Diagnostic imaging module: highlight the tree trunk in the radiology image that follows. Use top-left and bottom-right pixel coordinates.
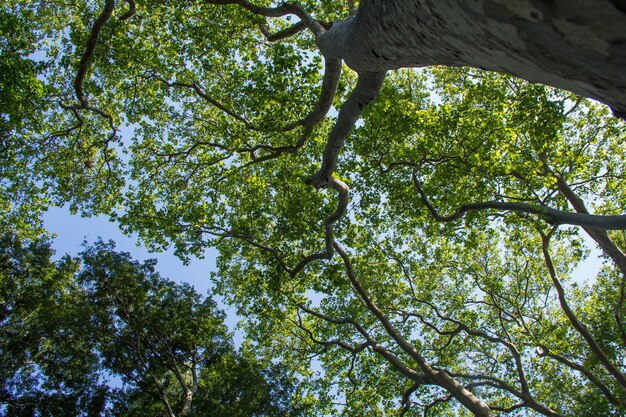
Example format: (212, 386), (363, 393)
(318, 0), (626, 117)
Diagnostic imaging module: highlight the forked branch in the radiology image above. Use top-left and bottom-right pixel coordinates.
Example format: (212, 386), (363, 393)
(61, 0), (121, 143)
(204, 0), (325, 36)
(333, 241), (496, 417)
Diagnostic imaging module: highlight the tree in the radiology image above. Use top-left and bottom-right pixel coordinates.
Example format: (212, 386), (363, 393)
(3, 1), (626, 415)
(0, 235), (303, 417)
(0, 233), (110, 417)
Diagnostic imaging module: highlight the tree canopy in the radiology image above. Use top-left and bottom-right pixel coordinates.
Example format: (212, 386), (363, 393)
(0, 233), (303, 417)
(2, 1), (626, 415)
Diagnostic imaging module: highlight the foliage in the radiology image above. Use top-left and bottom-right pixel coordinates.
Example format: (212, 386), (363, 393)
(2, 1), (626, 415)
(0, 234), (302, 417)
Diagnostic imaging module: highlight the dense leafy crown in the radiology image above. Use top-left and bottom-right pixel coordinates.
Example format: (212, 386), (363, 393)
(2, 1), (626, 415)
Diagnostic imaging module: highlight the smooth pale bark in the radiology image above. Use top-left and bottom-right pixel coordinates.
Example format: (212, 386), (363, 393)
(318, 0), (626, 117)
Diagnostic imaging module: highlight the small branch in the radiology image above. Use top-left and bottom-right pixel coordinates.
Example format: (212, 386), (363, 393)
(119, 0), (136, 20)
(260, 21), (306, 41)
(413, 173), (626, 230)
(149, 75), (267, 132)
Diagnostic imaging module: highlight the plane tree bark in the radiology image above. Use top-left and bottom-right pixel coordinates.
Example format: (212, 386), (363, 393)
(318, 0), (626, 118)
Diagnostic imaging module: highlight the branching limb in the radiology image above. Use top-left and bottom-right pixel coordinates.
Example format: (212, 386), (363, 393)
(541, 159), (626, 347)
(537, 345), (626, 407)
(333, 241), (496, 417)
(295, 71), (385, 273)
(400, 382), (419, 416)
(293, 307), (371, 354)
(413, 172), (626, 230)
(148, 75), (269, 132)
(203, 222), (333, 278)
(148, 57), (341, 164)
(541, 160), (626, 272)
(399, 299), (560, 416)
(60, 0), (118, 143)
(243, 57), (342, 163)
(297, 304), (431, 383)
(204, 0), (325, 36)
(74, 0), (114, 105)
(540, 230), (626, 390)
(299, 58), (342, 128)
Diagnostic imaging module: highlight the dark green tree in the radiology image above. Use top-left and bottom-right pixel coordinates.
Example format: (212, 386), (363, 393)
(0, 233), (109, 417)
(1, 235), (302, 417)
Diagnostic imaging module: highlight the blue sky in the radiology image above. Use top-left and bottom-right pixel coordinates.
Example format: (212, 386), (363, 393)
(43, 206), (216, 293)
(43, 206), (244, 343)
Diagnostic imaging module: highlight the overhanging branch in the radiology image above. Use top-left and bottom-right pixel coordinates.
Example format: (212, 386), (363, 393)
(412, 172), (626, 230)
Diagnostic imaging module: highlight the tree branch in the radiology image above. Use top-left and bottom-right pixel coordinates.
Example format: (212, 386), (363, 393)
(307, 70), (386, 186)
(333, 241), (496, 417)
(540, 231), (626, 390)
(204, 0), (324, 36)
(74, 0), (114, 105)
(399, 300), (560, 416)
(412, 172), (626, 230)
(60, 0), (118, 143)
(537, 345), (626, 408)
(119, 0), (136, 20)
(542, 160), (626, 347)
(297, 304), (431, 384)
(260, 21), (306, 41)
(149, 56), (341, 165)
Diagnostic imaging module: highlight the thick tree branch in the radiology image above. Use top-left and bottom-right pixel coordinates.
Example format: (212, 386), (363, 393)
(413, 173), (626, 230)
(541, 160), (626, 347)
(300, 58), (342, 128)
(243, 57), (342, 163)
(60, 0), (118, 143)
(307, 70), (386, 186)
(74, 0), (114, 105)
(541, 161), (626, 273)
(119, 0), (136, 20)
